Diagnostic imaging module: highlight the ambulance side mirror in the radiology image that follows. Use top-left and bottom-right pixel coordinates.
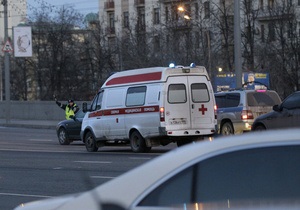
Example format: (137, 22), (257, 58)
(82, 102), (88, 113)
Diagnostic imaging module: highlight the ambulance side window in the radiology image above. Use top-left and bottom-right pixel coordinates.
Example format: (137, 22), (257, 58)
(91, 91), (103, 111)
(168, 84), (187, 103)
(191, 83), (209, 102)
(126, 86), (146, 106)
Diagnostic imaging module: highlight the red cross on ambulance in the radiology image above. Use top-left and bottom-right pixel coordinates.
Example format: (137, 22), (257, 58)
(199, 104), (208, 115)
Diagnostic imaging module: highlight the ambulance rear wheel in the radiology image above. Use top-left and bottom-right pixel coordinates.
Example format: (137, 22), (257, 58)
(130, 131), (150, 153)
(85, 131), (98, 152)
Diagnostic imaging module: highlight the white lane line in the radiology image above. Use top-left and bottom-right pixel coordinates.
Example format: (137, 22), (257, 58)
(73, 161), (112, 164)
(90, 176), (115, 179)
(0, 192), (51, 198)
(29, 139), (53, 142)
(129, 157), (151, 160)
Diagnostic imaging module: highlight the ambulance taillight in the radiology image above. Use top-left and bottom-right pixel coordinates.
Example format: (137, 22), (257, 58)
(160, 107), (165, 122)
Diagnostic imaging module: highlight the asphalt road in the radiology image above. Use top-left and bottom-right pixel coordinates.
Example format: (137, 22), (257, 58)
(0, 126), (176, 210)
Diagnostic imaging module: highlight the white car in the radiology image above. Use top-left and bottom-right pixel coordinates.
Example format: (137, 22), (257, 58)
(15, 129), (300, 210)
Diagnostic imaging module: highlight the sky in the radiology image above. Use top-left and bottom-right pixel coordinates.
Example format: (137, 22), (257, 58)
(26, 0), (99, 16)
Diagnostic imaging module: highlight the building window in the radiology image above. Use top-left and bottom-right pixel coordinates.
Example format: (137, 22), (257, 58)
(195, 3), (199, 19)
(154, 8), (160, 24)
(298, 0), (300, 6)
(165, 6), (169, 22)
(204, 1), (210, 19)
(260, 0), (264, 10)
(137, 7), (145, 31)
(268, 0), (274, 9)
(268, 22), (275, 42)
(288, 23), (293, 38)
(108, 12), (114, 28)
(261, 24), (265, 42)
(154, 36), (160, 51)
(123, 12), (129, 28)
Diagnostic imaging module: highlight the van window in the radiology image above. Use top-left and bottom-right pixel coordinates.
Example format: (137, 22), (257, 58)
(215, 95), (226, 108)
(126, 86), (146, 106)
(91, 91), (103, 111)
(191, 83), (209, 102)
(168, 84), (187, 103)
(225, 93), (240, 107)
(247, 92), (281, 106)
(106, 88), (125, 108)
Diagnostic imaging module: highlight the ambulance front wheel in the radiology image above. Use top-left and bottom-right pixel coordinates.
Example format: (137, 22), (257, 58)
(85, 131), (99, 152)
(130, 131), (151, 153)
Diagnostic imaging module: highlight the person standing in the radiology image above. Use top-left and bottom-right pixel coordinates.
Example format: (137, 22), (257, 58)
(55, 97), (79, 120)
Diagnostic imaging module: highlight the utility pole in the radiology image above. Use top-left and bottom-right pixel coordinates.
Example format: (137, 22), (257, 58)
(234, 0), (242, 89)
(2, 0), (11, 123)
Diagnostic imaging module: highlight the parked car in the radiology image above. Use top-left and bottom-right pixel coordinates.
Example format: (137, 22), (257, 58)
(252, 91), (300, 131)
(56, 109), (85, 145)
(215, 89), (281, 135)
(14, 129), (300, 210)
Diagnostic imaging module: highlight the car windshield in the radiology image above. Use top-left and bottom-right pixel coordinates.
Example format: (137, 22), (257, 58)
(247, 92), (281, 106)
(75, 109), (85, 118)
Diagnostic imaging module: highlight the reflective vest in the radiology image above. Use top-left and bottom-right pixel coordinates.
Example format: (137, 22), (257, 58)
(65, 104), (76, 120)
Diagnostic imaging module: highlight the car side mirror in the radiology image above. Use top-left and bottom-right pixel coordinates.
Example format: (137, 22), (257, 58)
(82, 102), (88, 113)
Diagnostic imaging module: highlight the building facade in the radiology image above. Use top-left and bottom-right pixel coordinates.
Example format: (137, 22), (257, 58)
(98, 0), (300, 96)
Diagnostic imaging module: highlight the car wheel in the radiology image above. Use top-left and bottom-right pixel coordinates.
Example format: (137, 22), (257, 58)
(58, 127), (70, 145)
(85, 131), (98, 152)
(253, 125), (266, 131)
(221, 122), (234, 135)
(130, 131), (150, 153)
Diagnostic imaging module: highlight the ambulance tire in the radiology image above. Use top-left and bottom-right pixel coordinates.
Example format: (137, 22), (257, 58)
(130, 131), (151, 153)
(85, 131), (99, 152)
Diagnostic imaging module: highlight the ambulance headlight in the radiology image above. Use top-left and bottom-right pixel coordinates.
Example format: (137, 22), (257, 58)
(169, 63), (175, 68)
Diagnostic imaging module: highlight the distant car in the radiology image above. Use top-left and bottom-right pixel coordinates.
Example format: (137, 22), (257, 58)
(252, 91), (300, 131)
(56, 109), (85, 145)
(14, 129), (300, 210)
(215, 89), (281, 135)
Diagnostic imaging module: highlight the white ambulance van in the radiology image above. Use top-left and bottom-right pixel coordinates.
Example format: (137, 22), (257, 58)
(81, 64), (217, 153)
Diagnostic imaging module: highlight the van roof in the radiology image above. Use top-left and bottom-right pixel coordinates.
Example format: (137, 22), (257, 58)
(102, 66), (209, 88)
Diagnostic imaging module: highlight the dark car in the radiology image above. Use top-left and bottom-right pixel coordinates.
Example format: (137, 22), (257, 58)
(56, 109), (85, 145)
(252, 91), (300, 131)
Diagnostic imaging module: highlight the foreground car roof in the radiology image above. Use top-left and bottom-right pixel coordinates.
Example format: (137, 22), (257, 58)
(15, 129), (300, 210)
(94, 129), (300, 208)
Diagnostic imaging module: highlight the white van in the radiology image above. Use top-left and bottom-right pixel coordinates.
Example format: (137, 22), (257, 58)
(81, 64), (217, 153)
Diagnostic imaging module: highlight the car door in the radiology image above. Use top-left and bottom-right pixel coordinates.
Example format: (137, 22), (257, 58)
(278, 92), (300, 128)
(87, 91), (104, 138)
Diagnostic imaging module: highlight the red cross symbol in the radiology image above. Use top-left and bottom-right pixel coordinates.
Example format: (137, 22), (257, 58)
(199, 104), (208, 115)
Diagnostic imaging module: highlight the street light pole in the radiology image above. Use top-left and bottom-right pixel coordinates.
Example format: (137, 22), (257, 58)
(234, 0), (242, 88)
(3, 0), (11, 123)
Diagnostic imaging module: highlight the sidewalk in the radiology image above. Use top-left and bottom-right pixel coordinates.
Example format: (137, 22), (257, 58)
(0, 119), (58, 129)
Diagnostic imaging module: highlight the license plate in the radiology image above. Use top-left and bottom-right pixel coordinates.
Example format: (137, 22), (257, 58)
(169, 119), (187, 125)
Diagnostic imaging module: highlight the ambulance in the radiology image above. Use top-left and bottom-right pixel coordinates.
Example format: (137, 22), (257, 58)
(81, 64), (217, 153)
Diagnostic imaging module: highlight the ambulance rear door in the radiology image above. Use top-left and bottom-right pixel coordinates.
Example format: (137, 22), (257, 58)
(164, 75), (214, 131)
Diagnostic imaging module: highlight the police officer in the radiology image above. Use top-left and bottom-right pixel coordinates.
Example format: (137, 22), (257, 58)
(55, 97), (79, 120)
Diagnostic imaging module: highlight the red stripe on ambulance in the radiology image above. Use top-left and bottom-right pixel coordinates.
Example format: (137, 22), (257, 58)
(88, 106), (159, 118)
(106, 72), (162, 86)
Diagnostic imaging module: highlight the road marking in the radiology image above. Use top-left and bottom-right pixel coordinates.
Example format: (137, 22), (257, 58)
(0, 192), (51, 198)
(29, 139), (53, 142)
(74, 161), (112, 164)
(90, 176), (115, 179)
(129, 157), (151, 160)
